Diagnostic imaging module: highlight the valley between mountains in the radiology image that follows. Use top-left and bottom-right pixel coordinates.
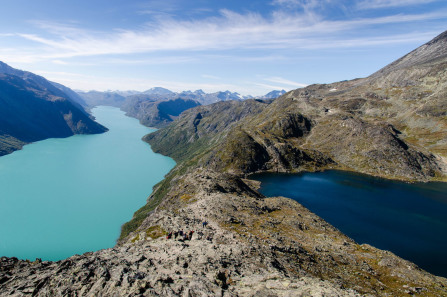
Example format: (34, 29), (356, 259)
(1, 31), (447, 296)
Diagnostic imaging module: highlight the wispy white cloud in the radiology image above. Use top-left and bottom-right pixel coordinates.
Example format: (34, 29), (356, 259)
(10, 9), (445, 63)
(271, 0), (333, 11)
(34, 70), (90, 78)
(52, 60), (69, 65)
(292, 30), (441, 49)
(31, 69), (238, 93)
(103, 56), (197, 65)
(202, 74), (220, 79)
(29, 20), (85, 35)
(265, 77), (308, 87)
(31, 69), (274, 95)
(357, 0), (439, 9)
(254, 82), (291, 91)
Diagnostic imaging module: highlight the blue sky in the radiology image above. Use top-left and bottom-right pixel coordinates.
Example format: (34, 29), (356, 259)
(1, 0), (446, 95)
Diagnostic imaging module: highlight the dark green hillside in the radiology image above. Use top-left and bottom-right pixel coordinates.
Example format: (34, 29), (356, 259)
(122, 98), (201, 128)
(145, 99), (269, 161)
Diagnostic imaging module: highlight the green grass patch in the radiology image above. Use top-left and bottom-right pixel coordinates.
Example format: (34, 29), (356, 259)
(145, 225), (167, 239)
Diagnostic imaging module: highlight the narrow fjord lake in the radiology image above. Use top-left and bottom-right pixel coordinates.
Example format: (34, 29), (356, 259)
(0, 106), (175, 261)
(251, 171), (447, 277)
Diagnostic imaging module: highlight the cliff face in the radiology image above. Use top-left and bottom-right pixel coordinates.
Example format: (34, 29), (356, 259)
(0, 63), (108, 156)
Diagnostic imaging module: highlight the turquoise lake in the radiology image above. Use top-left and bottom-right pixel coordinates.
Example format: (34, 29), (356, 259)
(251, 170), (447, 278)
(0, 106), (175, 261)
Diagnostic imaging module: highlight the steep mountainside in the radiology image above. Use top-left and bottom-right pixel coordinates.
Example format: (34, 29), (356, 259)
(2, 32), (447, 296)
(124, 31), (447, 293)
(0, 62), (87, 110)
(51, 81), (87, 107)
(145, 100), (270, 160)
(0, 63), (107, 156)
(122, 98), (201, 128)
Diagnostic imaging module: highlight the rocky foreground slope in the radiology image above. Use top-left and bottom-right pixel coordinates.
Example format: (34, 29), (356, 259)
(1, 32), (447, 296)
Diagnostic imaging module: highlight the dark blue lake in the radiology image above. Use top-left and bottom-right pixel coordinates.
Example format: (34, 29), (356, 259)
(250, 170), (447, 278)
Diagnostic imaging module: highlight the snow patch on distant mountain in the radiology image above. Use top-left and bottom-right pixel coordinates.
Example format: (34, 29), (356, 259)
(77, 87), (288, 107)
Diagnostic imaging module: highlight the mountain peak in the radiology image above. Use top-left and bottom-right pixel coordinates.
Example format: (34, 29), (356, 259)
(0, 61), (24, 76)
(370, 30), (447, 79)
(143, 87), (174, 95)
(427, 30), (447, 45)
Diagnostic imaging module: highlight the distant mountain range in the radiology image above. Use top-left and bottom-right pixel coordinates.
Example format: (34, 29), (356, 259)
(77, 87), (286, 128)
(77, 88), (286, 107)
(0, 62), (107, 156)
(261, 89), (286, 99)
